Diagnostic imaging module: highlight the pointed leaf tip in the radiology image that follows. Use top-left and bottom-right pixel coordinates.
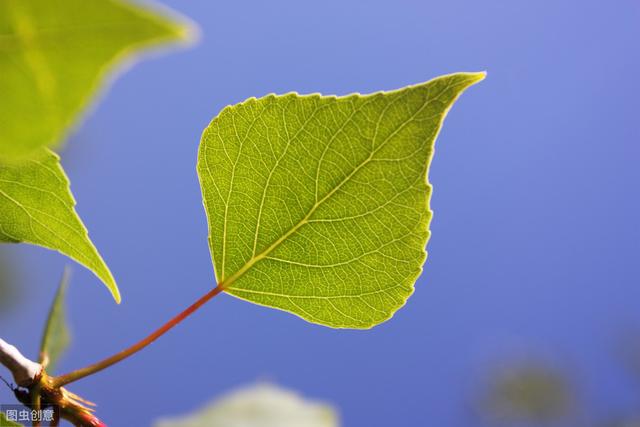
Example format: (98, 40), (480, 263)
(0, 149), (120, 304)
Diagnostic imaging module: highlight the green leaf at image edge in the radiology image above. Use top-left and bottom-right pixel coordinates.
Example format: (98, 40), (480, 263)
(39, 267), (72, 373)
(0, 412), (22, 427)
(0, 0), (197, 160)
(0, 149), (119, 302)
(198, 72), (484, 329)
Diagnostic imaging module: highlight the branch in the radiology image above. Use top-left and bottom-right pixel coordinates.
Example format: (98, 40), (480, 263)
(1, 338), (106, 426)
(0, 337), (42, 387)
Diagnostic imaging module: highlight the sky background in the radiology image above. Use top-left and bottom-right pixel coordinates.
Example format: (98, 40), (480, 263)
(1, 0), (640, 426)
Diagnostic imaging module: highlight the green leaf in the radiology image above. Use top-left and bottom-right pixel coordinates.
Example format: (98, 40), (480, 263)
(39, 267), (72, 373)
(0, 0), (195, 160)
(0, 412), (23, 427)
(154, 383), (339, 427)
(0, 149), (119, 302)
(198, 72), (484, 328)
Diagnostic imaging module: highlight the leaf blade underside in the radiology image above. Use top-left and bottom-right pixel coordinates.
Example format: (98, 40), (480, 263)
(0, 149), (119, 302)
(198, 73), (484, 328)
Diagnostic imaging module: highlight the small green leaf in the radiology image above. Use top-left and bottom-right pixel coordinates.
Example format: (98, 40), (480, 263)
(0, 149), (119, 302)
(0, 0), (196, 160)
(0, 412), (23, 427)
(154, 383), (339, 427)
(198, 72), (484, 328)
(39, 267), (72, 373)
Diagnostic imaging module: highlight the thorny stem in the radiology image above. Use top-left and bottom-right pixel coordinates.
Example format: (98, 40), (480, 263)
(52, 284), (226, 388)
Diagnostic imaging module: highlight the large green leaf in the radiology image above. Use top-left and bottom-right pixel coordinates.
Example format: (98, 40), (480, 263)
(0, 149), (118, 302)
(0, 0), (195, 160)
(154, 383), (339, 427)
(198, 72), (484, 328)
(39, 267), (72, 373)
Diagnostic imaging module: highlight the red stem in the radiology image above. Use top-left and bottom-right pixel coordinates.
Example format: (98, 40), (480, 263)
(52, 285), (225, 387)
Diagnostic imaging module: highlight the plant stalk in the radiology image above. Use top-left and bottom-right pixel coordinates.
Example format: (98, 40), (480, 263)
(52, 284), (225, 387)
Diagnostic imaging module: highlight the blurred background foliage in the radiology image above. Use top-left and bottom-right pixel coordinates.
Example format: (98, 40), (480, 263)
(477, 340), (640, 427)
(0, 249), (19, 315)
(479, 362), (575, 425)
(154, 382), (339, 427)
